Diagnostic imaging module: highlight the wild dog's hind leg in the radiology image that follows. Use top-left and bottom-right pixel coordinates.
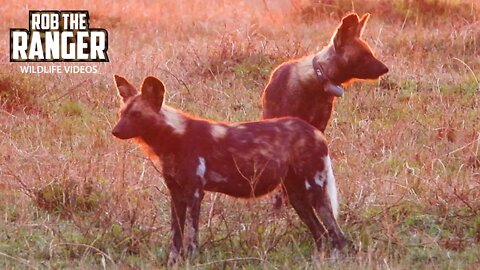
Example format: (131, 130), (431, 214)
(284, 172), (327, 251)
(315, 191), (348, 252)
(314, 156), (348, 252)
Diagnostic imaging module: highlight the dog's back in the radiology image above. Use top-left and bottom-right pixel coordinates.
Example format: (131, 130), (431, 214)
(262, 55), (336, 132)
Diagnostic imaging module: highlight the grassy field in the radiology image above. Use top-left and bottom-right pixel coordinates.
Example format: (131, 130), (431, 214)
(1, 0), (480, 269)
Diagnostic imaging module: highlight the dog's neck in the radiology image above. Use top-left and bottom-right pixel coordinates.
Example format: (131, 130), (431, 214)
(298, 45), (344, 97)
(313, 46), (340, 80)
(298, 46), (336, 80)
(137, 106), (189, 157)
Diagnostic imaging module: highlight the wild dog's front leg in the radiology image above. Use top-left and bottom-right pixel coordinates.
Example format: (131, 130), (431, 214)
(183, 157), (207, 256)
(185, 188), (204, 256)
(168, 195), (187, 266)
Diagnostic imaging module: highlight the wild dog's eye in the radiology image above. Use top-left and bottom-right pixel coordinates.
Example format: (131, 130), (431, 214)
(130, 111), (141, 118)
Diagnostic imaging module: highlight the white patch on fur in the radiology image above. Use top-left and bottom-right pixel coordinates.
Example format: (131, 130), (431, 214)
(283, 119), (298, 129)
(161, 106), (186, 135)
(211, 124), (227, 140)
(233, 124), (247, 130)
(196, 157), (206, 179)
(314, 171), (325, 187)
(323, 155), (339, 219)
(295, 55), (317, 83)
(314, 47), (331, 63)
(314, 129), (325, 142)
(305, 180), (312, 190)
(209, 171), (227, 183)
(194, 189), (200, 198)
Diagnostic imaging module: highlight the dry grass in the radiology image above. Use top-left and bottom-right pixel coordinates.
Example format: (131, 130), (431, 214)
(1, 0), (480, 269)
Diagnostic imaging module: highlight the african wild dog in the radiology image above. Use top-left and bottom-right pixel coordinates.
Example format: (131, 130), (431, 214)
(112, 75), (348, 265)
(262, 13), (388, 208)
(262, 12), (388, 132)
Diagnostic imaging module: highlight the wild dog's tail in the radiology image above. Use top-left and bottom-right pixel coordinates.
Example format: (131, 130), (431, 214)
(323, 155), (339, 219)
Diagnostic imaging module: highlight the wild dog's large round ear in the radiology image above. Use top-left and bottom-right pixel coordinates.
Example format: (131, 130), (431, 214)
(114, 74), (138, 103)
(357, 13), (370, 37)
(141, 76), (165, 112)
(333, 13), (360, 50)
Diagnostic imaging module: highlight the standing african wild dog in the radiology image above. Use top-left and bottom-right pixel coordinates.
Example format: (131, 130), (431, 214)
(262, 13), (388, 208)
(262, 12), (389, 132)
(112, 75), (348, 265)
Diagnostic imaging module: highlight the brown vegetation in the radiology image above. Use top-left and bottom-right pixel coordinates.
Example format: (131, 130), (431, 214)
(0, 0), (479, 268)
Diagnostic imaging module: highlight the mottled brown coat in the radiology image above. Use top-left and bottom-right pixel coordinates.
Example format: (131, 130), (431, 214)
(112, 75), (348, 265)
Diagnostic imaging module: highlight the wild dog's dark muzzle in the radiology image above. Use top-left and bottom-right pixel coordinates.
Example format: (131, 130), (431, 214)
(112, 125), (128, 139)
(312, 56), (344, 97)
(112, 119), (137, 139)
(378, 62), (389, 75)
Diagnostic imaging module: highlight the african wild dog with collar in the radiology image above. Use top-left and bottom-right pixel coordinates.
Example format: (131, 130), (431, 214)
(262, 12), (388, 132)
(262, 13), (388, 208)
(112, 75), (348, 265)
